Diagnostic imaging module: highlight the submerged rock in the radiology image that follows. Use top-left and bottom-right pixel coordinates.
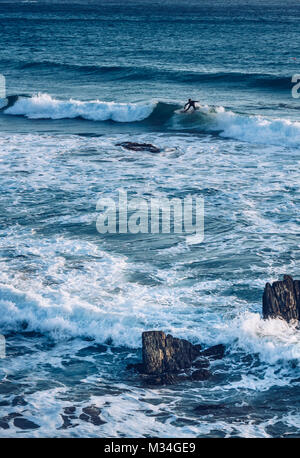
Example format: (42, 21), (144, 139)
(13, 417), (40, 430)
(193, 357), (210, 369)
(140, 372), (182, 386)
(0, 420), (9, 430)
(12, 396), (27, 407)
(263, 275), (300, 322)
(116, 142), (161, 153)
(58, 414), (76, 430)
(79, 405), (106, 426)
(63, 406), (76, 415)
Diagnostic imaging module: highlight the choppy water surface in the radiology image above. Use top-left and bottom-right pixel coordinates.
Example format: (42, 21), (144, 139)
(0, 0), (300, 437)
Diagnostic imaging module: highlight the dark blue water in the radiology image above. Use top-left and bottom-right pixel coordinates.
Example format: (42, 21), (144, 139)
(0, 0), (300, 437)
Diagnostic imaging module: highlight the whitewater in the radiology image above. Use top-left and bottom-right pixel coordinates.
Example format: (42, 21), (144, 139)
(4, 93), (300, 147)
(0, 125), (299, 436)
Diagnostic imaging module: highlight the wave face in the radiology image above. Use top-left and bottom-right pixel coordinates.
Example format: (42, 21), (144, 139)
(5, 94), (300, 148)
(4, 93), (155, 122)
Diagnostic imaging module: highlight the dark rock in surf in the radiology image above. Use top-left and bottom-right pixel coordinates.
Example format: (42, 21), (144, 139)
(140, 372), (182, 386)
(58, 406), (79, 430)
(116, 142), (161, 153)
(0, 420), (9, 430)
(127, 330), (226, 386)
(2, 412), (22, 422)
(63, 406), (76, 415)
(132, 330), (211, 385)
(263, 275), (300, 322)
(193, 357), (210, 369)
(126, 362), (144, 373)
(199, 344), (226, 360)
(13, 417), (40, 430)
(79, 405), (106, 426)
(142, 330), (201, 375)
(191, 369), (211, 381)
(58, 414), (75, 430)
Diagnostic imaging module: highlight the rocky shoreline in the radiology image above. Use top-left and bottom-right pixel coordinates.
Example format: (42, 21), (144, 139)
(128, 275), (299, 385)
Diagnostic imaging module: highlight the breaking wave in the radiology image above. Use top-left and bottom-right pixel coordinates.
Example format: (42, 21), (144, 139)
(4, 93), (155, 123)
(4, 93), (300, 147)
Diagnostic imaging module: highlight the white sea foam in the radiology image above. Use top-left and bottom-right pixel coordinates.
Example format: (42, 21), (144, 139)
(5, 94), (300, 147)
(173, 104), (300, 147)
(5, 93), (155, 122)
(212, 106), (300, 148)
(0, 131), (299, 438)
(0, 131), (299, 358)
(220, 311), (300, 365)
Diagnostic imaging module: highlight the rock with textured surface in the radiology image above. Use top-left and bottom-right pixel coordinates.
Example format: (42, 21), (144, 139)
(116, 142), (160, 153)
(140, 372), (182, 386)
(199, 344), (226, 360)
(142, 330), (201, 375)
(127, 331), (225, 385)
(191, 369), (211, 381)
(263, 275), (300, 322)
(193, 357), (210, 369)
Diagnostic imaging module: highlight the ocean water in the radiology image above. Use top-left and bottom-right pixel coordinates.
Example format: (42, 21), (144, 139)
(0, 0), (300, 438)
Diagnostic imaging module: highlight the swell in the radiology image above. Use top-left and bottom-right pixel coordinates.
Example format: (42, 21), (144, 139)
(7, 60), (293, 88)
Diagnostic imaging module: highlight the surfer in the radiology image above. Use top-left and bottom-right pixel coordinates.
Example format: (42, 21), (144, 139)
(183, 98), (199, 112)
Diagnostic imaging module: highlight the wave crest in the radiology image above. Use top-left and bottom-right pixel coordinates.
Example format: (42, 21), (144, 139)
(4, 93), (155, 122)
(4, 94), (300, 147)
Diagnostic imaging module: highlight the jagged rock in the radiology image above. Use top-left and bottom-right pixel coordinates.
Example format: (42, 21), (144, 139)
(63, 406), (76, 415)
(199, 344), (226, 360)
(142, 331), (201, 374)
(191, 369), (211, 381)
(141, 368), (211, 386)
(193, 357), (210, 369)
(116, 142), (161, 153)
(126, 362), (144, 373)
(140, 372), (182, 386)
(263, 275), (300, 322)
(127, 331), (226, 385)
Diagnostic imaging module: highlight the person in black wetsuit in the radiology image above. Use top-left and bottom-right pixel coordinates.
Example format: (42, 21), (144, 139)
(183, 98), (199, 112)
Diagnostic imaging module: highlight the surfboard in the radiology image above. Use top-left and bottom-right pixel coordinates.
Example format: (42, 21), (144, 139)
(179, 107), (200, 114)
